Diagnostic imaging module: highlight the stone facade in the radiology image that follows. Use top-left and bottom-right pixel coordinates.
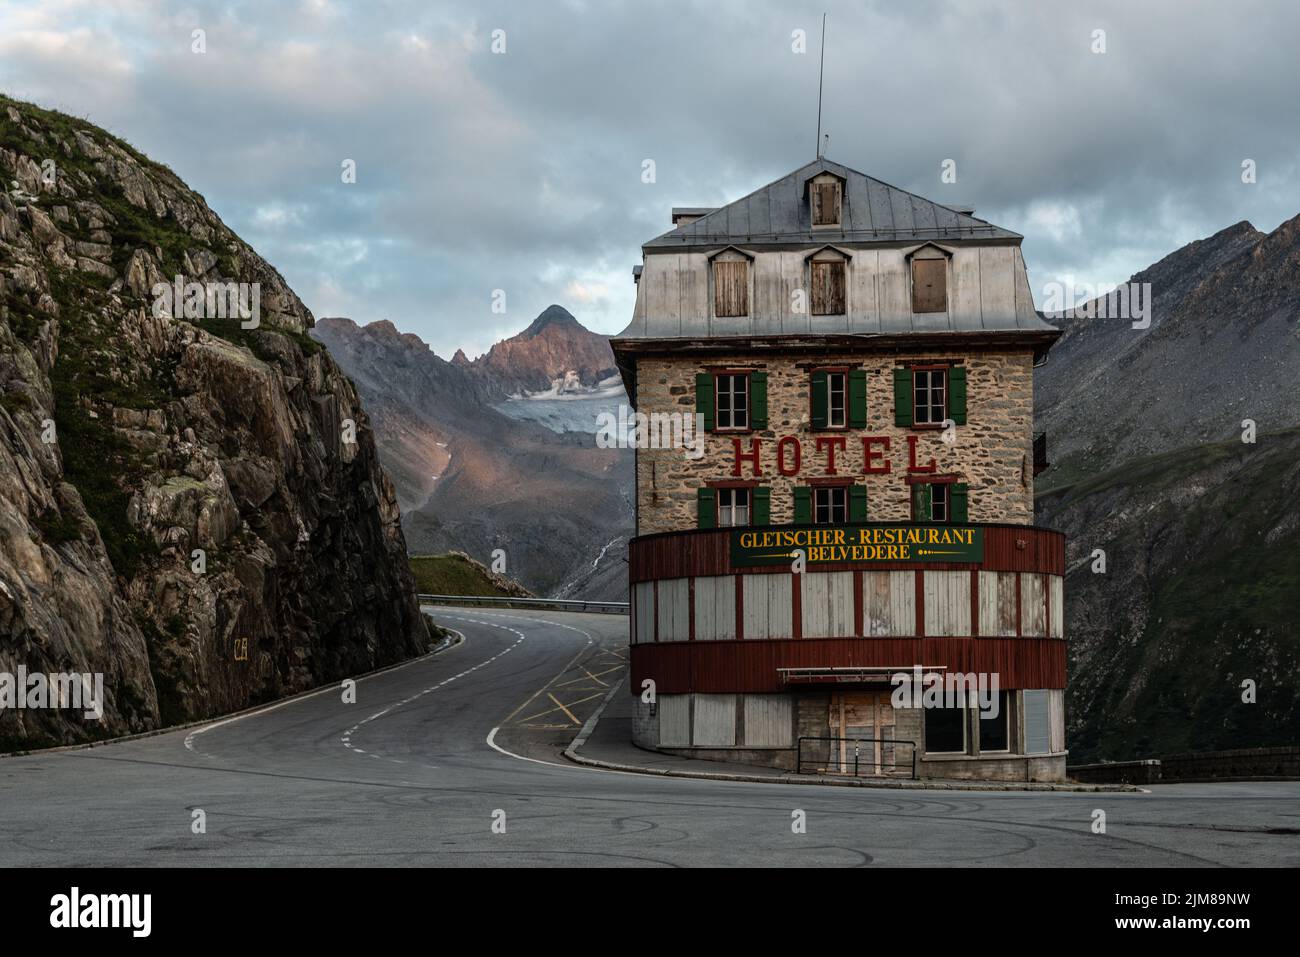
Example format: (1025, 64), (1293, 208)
(634, 347), (1035, 535)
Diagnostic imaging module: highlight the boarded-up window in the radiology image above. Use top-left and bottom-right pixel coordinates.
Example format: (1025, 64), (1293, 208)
(713, 260), (748, 317)
(812, 181), (840, 225)
(810, 259), (846, 315)
(1023, 690), (1051, 754)
(911, 257), (947, 313)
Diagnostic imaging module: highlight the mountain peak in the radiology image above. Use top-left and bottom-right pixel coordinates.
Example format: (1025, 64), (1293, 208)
(520, 304), (582, 338)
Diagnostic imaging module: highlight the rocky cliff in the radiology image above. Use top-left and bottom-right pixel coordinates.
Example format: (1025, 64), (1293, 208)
(1035, 216), (1300, 761)
(0, 96), (424, 750)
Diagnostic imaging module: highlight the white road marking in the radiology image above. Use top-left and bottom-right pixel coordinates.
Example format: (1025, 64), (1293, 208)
(340, 615), (526, 766)
(184, 631), (463, 756)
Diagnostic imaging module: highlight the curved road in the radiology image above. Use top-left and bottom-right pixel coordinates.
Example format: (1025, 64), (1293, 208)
(0, 609), (1296, 867)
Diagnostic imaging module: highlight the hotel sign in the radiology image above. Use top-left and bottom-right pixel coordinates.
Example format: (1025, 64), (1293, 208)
(730, 525), (984, 567)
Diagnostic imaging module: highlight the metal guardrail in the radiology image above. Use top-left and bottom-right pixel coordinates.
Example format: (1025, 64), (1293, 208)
(797, 736), (918, 779)
(417, 594), (629, 615)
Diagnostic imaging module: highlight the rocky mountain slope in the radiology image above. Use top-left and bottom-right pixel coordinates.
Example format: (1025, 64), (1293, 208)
(311, 315), (633, 599)
(1035, 216), (1300, 761)
(1037, 218), (1289, 482)
(0, 96), (424, 750)
(454, 304), (617, 397)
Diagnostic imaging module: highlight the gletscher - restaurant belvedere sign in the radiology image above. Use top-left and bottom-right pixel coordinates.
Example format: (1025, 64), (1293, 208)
(730, 524), (984, 567)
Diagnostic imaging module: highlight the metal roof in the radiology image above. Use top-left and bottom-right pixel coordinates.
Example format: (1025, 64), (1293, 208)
(645, 158), (1020, 249)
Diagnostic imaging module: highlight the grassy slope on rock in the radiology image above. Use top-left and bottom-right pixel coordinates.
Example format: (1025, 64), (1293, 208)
(408, 553), (531, 598)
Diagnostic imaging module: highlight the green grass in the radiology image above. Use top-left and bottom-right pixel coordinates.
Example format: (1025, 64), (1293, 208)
(408, 553), (527, 597)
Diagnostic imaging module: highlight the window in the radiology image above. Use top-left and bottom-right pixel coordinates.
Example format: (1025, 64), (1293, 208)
(914, 368), (946, 425)
(978, 692), (1011, 753)
(911, 256), (947, 313)
(810, 259), (846, 315)
(716, 487), (750, 527)
(925, 705), (966, 755)
(811, 179), (841, 226)
(911, 481), (967, 524)
(813, 486), (847, 524)
(822, 371), (846, 428)
(930, 483), (949, 523)
(715, 373), (748, 430)
(894, 364), (965, 429)
(713, 259), (748, 317)
(1023, 690), (1051, 755)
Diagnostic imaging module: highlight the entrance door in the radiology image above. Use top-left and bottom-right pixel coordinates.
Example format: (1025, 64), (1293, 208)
(828, 693), (897, 775)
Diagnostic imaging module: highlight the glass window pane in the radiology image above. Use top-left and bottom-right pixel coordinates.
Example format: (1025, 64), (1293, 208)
(925, 707), (965, 754)
(979, 693), (1010, 752)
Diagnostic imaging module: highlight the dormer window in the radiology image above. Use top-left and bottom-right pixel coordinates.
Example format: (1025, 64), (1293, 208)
(710, 247), (752, 318)
(909, 245), (949, 314)
(809, 173), (842, 227)
(807, 246), (849, 315)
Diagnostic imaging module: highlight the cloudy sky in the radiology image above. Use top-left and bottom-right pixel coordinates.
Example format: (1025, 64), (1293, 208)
(2, 0), (1297, 357)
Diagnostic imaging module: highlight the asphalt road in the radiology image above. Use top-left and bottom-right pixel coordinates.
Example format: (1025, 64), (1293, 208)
(1, 609), (1297, 867)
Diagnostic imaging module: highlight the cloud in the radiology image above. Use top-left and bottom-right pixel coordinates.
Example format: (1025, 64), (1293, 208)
(2, 0), (1298, 357)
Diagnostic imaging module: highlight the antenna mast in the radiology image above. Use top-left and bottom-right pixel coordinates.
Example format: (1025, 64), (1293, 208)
(815, 12), (827, 157)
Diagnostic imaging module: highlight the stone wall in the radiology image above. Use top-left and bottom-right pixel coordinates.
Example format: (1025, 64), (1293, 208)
(634, 347), (1036, 535)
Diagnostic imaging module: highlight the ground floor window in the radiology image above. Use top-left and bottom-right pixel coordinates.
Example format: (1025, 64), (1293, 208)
(924, 705), (966, 754)
(978, 691), (1011, 753)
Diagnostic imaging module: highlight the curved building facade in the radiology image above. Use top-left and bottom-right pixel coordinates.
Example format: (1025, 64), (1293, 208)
(612, 158), (1067, 782)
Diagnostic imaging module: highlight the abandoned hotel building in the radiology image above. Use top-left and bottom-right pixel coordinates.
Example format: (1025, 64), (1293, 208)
(611, 158), (1067, 782)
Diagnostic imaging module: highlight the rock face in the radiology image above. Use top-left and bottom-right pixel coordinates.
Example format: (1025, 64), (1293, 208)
(461, 304), (618, 397)
(0, 96), (424, 750)
(311, 316), (633, 599)
(1034, 216), (1300, 761)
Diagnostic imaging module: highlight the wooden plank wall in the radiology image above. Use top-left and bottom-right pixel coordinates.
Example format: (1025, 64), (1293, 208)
(694, 575), (737, 641)
(743, 695), (794, 746)
(978, 570), (1018, 636)
(692, 694), (737, 746)
(743, 574), (794, 639)
(659, 695), (690, 746)
(864, 570), (915, 635)
(802, 570), (855, 638)
(656, 579), (689, 641)
(923, 570), (971, 637)
(633, 581), (655, 643)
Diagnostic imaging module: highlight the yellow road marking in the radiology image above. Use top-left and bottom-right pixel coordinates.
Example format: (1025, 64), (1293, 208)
(554, 665), (624, 688)
(517, 692), (605, 725)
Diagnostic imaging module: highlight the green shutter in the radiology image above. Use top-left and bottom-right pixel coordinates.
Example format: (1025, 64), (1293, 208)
(948, 366), (967, 425)
(893, 368), (913, 427)
(849, 484), (867, 523)
(697, 487), (716, 528)
(752, 486), (770, 526)
(911, 483), (932, 522)
(749, 371), (768, 430)
(793, 486), (812, 525)
(950, 483), (969, 524)
(695, 372), (715, 431)
(811, 370), (828, 429)
(848, 368), (867, 429)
